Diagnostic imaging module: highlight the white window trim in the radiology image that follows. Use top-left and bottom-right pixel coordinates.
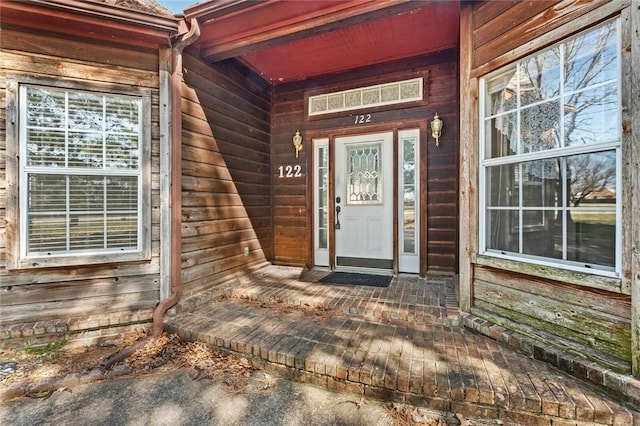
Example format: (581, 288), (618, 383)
(478, 19), (622, 279)
(5, 75), (152, 270)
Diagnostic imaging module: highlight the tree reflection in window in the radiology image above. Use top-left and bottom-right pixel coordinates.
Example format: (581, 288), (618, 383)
(482, 20), (619, 272)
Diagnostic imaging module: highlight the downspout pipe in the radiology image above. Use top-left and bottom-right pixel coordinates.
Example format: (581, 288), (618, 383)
(101, 18), (200, 369)
(151, 17), (200, 338)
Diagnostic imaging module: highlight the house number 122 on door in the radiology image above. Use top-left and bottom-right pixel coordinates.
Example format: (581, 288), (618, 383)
(278, 165), (302, 178)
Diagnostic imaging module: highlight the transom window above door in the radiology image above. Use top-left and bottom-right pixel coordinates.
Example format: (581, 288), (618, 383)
(308, 77), (424, 117)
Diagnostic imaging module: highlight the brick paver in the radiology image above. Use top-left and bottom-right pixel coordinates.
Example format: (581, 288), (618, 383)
(165, 266), (639, 425)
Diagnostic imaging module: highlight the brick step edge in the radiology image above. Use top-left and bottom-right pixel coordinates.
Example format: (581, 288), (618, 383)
(164, 321), (637, 426)
(461, 312), (640, 410)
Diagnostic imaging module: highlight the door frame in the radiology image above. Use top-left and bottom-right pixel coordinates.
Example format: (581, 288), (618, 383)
(309, 122), (427, 275)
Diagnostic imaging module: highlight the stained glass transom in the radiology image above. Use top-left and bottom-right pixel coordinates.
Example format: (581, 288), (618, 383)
(346, 143), (382, 205)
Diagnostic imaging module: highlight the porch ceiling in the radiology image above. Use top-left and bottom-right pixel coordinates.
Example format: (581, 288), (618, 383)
(185, 0), (460, 85)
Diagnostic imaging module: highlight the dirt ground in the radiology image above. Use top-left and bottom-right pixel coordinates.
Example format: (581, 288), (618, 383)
(0, 331), (255, 390)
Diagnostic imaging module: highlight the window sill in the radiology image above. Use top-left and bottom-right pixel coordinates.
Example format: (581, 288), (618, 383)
(8, 250), (150, 271)
(474, 254), (623, 294)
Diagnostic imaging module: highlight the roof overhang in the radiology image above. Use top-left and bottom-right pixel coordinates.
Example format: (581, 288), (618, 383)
(0, 0), (180, 49)
(184, 0), (460, 85)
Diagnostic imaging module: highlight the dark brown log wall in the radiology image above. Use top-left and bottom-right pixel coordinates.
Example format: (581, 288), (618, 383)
(180, 54), (272, 295)
(271, 51), (459, 274)
(0, 28), (161, 334)
(464, 0), (632, 371)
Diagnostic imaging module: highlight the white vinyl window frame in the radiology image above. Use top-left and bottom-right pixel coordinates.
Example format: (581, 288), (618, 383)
(5, 75), (152, 270)
(478, 19), (622, 279)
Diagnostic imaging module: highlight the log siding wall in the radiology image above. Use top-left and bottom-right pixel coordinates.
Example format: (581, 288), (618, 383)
(179, 54), (272, 296)
(460, 0), (635, 372)
(0, 28), (162, 345)
(272, 53), (459, 274)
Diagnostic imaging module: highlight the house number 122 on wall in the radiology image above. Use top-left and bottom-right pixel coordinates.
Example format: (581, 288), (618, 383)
(278, 165), (302, 178)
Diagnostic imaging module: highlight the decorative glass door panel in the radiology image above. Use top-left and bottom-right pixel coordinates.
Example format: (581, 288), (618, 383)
(346, 143), (382, 205)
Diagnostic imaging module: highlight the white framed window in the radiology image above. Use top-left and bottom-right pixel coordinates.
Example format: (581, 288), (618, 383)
(6, 77), (151, 269)
(479, 19), (621, 277)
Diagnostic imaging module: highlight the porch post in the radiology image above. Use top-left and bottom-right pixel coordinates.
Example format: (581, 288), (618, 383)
(458, 1), (476, 312)
(629, 0), (640, 378)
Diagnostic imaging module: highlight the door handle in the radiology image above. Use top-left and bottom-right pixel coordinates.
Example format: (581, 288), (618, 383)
(335, 205), (341, 230)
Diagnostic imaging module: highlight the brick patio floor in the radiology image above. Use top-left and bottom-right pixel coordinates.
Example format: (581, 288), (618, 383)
(165, 265), (639, 425)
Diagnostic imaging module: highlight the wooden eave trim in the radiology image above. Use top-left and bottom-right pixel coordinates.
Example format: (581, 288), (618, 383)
(195, 0), (425, 62)
(3, 0), (179, 34)
(183, 0), (266, 22)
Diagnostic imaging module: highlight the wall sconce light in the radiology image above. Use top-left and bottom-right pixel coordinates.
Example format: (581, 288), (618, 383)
(293, 130), (303, 158)
(430, 113), (443, 147)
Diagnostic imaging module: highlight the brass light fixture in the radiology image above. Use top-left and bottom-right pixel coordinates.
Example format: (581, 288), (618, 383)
(293, 130), (303, 158)
(431, 113), (443, 147)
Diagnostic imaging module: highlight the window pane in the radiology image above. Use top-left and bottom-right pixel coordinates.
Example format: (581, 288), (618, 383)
(107, 176), (138, 211)
(106, 96), (139, 133)
(485, 66), (518, 116)
(68, 92), (103, 131)
(106, 135), (139, 169)
(28, 215), (67, 253)
(68, 132), (103, 168)
(565, 83), (618, 146)
(27, 129), (66, 167)
(26, 87), (65, 128)
(107, 214), (137, 248)
(520, 48), (561, 106)
(522, 159), (559, 208)
(70, 214), (104, 250)
(485, 112), (517, 159)
(567, 151), (616, 208)
(487, 209), (519, 253)
(567, 209), (615, 267)
(486, 165), (517, 207)
(403, 185), (416, 254)
(521, 101), (560, 153)
(402, 137), (417, 254)
(317, 146), (328, 249)
(522, 209), (562, 259)
(70, 176), (105, 211)
(565, 21), (617, 92)
(28, 174), (66, 212)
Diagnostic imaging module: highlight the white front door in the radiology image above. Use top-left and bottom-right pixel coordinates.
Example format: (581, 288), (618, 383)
(334, 132), (394, 270)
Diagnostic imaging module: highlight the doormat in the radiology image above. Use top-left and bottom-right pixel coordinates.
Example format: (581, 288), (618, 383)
(319, 272), (392, 287)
